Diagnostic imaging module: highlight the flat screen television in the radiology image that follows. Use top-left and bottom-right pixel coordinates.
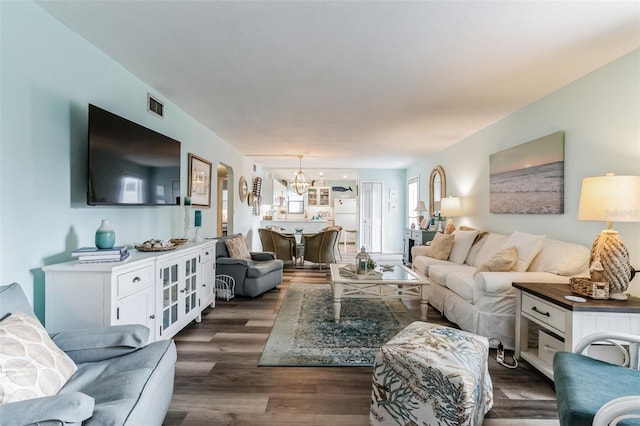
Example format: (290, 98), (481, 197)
(88, 104), (181, 205)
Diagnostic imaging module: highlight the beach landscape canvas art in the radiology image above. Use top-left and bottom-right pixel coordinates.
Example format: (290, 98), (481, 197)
(490, 131), (564, 214)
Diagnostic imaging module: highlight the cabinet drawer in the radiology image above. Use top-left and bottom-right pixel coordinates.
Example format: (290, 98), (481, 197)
(404, 229), (412, 238)
(521, 293), (565, 333)
(117, 266), (153, 298)
(200, 246), (215, 263)
(411, 230), (422, 240)
(538, 329), (564, 367)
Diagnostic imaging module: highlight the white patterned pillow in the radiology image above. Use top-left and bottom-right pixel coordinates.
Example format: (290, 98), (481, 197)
(224, 236), (251, 259)
(0, 312), (77, 403)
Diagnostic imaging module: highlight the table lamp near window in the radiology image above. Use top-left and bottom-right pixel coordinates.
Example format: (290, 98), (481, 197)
(578, 173), (640, 300)
(414, 200), (428, 229)
(440, 196), (462, 234)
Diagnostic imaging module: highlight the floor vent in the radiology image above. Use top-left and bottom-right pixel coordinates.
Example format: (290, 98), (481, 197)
(147, 93), (164, 118)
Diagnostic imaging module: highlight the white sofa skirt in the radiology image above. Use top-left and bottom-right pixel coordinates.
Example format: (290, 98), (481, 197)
(429, 283), (517, 350)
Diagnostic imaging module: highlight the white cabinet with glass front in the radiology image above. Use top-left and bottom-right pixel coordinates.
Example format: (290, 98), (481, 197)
(307, 187), (330, 206)
(43, 240), (216, 342)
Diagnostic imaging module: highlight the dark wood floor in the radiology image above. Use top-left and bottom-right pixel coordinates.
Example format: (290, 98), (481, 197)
(164, 249), (559, 425)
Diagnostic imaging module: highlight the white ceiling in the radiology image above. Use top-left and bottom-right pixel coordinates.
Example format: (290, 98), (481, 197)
(37, 1), (640, 180)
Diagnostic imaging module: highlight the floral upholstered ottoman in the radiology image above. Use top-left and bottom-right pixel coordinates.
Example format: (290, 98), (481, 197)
(369, 321), (493, 426)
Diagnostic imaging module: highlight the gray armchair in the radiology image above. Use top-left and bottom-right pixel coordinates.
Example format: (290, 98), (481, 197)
(0, 282), (177, 426)
(259, 228), (297, 264)
(215, 234), (284, 297)
(302, 228), (340, 268)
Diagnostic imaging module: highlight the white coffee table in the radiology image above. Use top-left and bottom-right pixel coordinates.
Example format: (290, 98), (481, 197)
(329, 264), (430, 322)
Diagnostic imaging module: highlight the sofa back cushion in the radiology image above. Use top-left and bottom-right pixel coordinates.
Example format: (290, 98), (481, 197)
(448, 229), (480, 264)
(528, 238), (590, 276)
(472, 233), (510, 267)
(464, 234), (488, 266)
(501, 231), (546, 272)
(0, 312), (77, 403)
(0, 283), (35, 319)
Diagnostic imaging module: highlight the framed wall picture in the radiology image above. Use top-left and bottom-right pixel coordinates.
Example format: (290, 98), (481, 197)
(188, 153), (212, 207)
(489, 131), (564, 214)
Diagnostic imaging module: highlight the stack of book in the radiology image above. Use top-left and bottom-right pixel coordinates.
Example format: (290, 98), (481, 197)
(72, 246), (130, 263)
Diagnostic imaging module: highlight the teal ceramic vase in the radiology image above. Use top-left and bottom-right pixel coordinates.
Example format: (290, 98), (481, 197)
(95, 219), (116, 249)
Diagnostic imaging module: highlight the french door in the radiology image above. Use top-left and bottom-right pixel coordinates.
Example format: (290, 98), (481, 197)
(360, 181), (383, 252)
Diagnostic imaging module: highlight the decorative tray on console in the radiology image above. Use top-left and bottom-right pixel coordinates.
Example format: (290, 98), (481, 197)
(135, 245), (178, 252)
(339, 265), (383, 280)
(135, 239), (178, 252)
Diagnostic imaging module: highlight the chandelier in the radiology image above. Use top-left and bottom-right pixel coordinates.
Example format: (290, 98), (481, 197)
(289, 155), (312, 195)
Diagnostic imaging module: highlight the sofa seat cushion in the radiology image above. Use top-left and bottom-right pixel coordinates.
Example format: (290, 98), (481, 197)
(428, 264), (475, 287)
(412, 256), (452, 278)
(554, 351), (640, 426)
(59, 339), (174, 425)
(445, 272), (475, 303)
(246, 259), (284, 278)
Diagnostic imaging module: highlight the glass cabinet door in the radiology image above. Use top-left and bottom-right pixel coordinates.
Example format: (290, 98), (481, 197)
(184, 255), (198, 315)
(161, 263), (179, 333)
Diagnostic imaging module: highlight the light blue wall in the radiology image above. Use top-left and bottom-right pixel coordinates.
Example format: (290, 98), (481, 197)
(407, 49), (640, 296)
(2, 2), (639, 310)
(359, 169), (406, 253)
(0, 1), (257, 315)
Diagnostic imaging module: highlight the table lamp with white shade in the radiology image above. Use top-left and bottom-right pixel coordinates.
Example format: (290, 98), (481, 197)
(440, 196), (462, 234)
(578, 173), (640, 300)
(414, 200), (428, 229)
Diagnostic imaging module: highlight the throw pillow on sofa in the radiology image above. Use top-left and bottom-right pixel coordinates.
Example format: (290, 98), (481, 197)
(426, 233), (455, 260)
(225, 235), (251, 260)
(448, 229), (480, 264)
(474, 246), (518, 276)
(501, 231), (546, 272)
(0, 312), (78, 403)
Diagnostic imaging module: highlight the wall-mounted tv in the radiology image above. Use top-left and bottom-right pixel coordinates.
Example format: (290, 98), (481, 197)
(88, 104), (181, 206)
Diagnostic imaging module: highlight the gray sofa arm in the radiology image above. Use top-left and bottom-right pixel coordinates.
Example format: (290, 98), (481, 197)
(51, 324), (149, 364)
(216, 257), (251, 267)
(0, 392), (94, 426)
(251, 252), (276, 261)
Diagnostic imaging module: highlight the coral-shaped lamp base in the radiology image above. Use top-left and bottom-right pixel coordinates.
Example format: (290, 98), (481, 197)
(589, 230), (632, 300)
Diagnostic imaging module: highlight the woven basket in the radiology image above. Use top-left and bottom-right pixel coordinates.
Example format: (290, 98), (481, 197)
(570, 277), (609, 299)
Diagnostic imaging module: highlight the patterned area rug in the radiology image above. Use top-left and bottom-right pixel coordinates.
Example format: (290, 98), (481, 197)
(258, 283), (417, 367)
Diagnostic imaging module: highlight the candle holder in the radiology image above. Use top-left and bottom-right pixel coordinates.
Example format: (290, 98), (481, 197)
(183, 205), (192, 239)
(194, 226), (203, 242)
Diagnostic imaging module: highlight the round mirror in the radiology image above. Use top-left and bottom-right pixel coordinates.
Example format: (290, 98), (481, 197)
(429, 166), (446, 216)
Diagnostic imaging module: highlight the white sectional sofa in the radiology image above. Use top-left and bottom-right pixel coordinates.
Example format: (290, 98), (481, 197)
(411, 229), (590, 350)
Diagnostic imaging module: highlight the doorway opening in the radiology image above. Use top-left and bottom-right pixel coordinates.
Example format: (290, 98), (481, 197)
(217, 163), (233, 237)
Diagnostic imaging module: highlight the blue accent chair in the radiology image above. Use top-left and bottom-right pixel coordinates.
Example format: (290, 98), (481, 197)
(0, 282), (177, 425)
(553, 332), (640, 426)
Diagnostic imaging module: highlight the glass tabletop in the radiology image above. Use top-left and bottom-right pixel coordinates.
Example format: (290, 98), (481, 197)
(332, 264), (422, 283)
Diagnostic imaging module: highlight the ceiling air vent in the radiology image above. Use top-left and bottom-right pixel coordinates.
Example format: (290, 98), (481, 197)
(147, 93), (164, 118)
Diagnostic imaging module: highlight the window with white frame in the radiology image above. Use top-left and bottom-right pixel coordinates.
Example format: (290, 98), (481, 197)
(287, 190), (304, 214)
(408, 176), (419, 226)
